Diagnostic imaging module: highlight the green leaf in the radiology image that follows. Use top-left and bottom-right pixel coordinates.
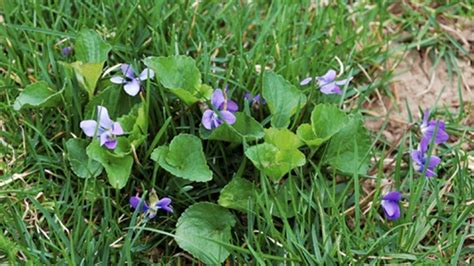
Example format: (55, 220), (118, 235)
(218, 177), (256, 211)
(144, 55), (205, 105)
(86, 140), (133, 189)
(75, 29), (111, 63)
(118, 103), (148, 147)
(264, 128), (302, 150)
(324, 115), (371, 174)
(296, 123), (325, 147)
(262, 71), (307, 128)
(198, 84), (213, 101)
(13, 81), (62, 111)
(151, 134), (212, 182)
(113, 137), (133, 157)
(200, 112), (264, 143)
(245, 143), (306, 181)
(175, 202), (236, 265)
(72, 29), (111, 98)
(70, 62), (104, 98)
(66, 139), (103, 178)
(311, 104), (348, 142)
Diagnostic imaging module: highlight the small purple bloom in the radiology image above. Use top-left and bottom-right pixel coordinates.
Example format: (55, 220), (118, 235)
(129, 194), (173, 218)
(411, 144), (441, 178)
(316, 69), (352, 95)
(420, 109), (449, 146)
(301, 69), (352, 95)
(80, 106), (124, 150)
(244, 92), (265, 108)
(61, 47), (73, 57)
(202, 89), (238, 130)
(381, 191), (401, 220)
(110, 64), (154, 96)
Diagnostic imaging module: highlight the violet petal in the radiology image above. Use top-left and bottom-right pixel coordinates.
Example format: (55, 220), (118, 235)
(226, 100), (239, 112)
(300, 77), (313, 86)
(202, 109), (215, 130)
(138, 68), (155, 81)
(121, 64), (135, 79)
(382, 200), (400, 220)
(211, 89), (226, 109)
(123, 79), (141, 96)
(383, 191), (402, 201)
(321, 69), (337, 82)
(80, 120), (98, 137)
(220, 110), (236, 125)
(97, 106), (114, 129)
(104, 139), (118, 150)
(111, 122), (124, 135)
(110, 76), (126, 84)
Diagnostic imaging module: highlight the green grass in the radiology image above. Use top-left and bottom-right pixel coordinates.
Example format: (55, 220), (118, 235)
(1, 0), (473, 264)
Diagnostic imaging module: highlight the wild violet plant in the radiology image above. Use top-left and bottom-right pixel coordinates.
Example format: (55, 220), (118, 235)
(12, 28), (455, 264)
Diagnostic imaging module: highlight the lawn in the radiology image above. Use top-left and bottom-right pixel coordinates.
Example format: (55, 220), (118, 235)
(1, 1), (473, 264)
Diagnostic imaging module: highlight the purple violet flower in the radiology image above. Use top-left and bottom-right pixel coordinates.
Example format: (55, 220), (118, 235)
(244, 92), (265, 108)
(110, 64), (155, 96)
(381, 191), (402, 220)
(300, 69), (353, 95)
(411, 143), (441, 178)
(420, 109), (449, 146)
(80, 106), (124, 150)
(130, 194), (173, 218)
(61, 47), (73, 57)
(202, 89), (238, 130)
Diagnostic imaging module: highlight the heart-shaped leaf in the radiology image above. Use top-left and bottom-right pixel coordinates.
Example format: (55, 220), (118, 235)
(262, 71), (307, 128)
(218, 177), (256, 211)
(72, 29), (111, 98)
(311, 104), (348, 141)
(324, 115), (371, 174)
(175, 202), (236, 265)
(297, 104), (348, 147)
(151, 134), (212, 182)
(200, 112), (264, 143)
(264, 128), (303, 150)
(245, 143), (306, 181)
(296, 123), (324, 147)
(13, 81), (63, 111)
(66, 139), (103, 178)
(86, 140), (133, 189)
(144, 56), (207, 105)
(75, 29), (111, 63)
(70, 62), (104, 98)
